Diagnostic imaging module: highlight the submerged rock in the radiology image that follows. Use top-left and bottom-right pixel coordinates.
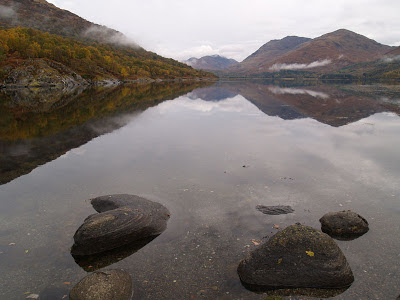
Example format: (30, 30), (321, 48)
(237, 224), (354, 290)
(69, 269), (132, 300)
(319, 210), (369, 240)
(256, 205), (294, 215)
(71, 194), (170, 256)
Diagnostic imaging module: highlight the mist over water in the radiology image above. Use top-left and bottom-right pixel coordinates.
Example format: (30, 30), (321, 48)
(0, 82), (399, 299)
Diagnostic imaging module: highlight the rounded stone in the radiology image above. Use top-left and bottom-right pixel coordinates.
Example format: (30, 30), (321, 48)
(319, 210), (369, 240)
(71, 194), (170, 255)
(69, 269), (132, 300)
(237, 224), (354, 290)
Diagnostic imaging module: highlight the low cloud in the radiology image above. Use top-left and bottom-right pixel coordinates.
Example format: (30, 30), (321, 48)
(82, 26), (139, 48)
(269, 59), (332, 71)
(268, 86), (330, 99)
(0, 4), (16, 19)
(381, 55), (400, 63)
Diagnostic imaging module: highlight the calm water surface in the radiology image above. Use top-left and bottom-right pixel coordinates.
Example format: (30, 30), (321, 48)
(0, 81), (399, 299)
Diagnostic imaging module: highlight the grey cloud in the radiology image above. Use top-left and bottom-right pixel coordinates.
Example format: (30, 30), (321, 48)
(0, 4), (16, 19)
(381, 55), (400, 63)
(82, 26), (139, 48)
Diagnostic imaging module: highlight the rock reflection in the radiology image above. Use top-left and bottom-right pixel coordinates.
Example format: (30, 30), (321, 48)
(72, 235), (158, 272)
(240, 282), (350, 298)
(1, 86), (85, 112)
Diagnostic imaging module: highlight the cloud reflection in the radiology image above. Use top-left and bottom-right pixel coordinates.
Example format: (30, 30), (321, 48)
(268, 86), (330, 99)
(157, 95), (263, 114)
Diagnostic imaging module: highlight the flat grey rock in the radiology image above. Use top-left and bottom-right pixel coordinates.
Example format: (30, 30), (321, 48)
(256, 205), (294, 215)
(238, 224), (354, 290)
(71, 194), (170, 255)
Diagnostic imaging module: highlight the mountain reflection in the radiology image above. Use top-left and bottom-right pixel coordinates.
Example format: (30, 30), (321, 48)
(0, 81), (213, 185)
(189, 81), (400, 126)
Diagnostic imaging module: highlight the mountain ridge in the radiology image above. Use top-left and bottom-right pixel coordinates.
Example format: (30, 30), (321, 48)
(226, 36), (311, 74)
(223, 29), (394, 77)
(184, 55), (238, 70)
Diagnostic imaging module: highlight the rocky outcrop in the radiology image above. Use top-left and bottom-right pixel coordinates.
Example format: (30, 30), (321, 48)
(69, 269), (133, 300)
(320, 210), (369, 240)
(238, 224), (354, 290)
(1, 59), (89, 87)
(71, 194), (170, 256)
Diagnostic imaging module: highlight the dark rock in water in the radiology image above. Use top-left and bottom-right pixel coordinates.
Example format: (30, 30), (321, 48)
(319, 210), (369, 241)
(73, 235), (158, 272)
(256, 205), (294, 215)
(71, 194), (170, 256)
(69, 269), (132, 300)
(237, 224), (354, 290)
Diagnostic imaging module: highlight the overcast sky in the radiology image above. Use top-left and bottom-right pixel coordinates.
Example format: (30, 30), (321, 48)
(47, 0), (400, 62)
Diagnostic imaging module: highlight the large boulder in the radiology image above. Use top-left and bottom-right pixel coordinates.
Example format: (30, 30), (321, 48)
(69, 269), (132, 300)
(237, 224), (354, 290)
(71, 194), (170, 256)
(320, 210), (369, 240)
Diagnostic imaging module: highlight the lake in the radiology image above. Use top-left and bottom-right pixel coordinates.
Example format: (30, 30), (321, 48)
(0, 81), (399, 299)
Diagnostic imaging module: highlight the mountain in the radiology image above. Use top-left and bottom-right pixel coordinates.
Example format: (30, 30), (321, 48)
(0, 0), (215, 85)
(269, 29), (392, 72)
(330, 43), (400, 80)
(226, 36), (311, 75)
(184, 55), (238, 70)
(386, 46), (400, 56)
(224, 29), (393, 77)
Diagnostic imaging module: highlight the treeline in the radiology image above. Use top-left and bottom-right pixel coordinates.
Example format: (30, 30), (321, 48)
(0, 27), (214, 80)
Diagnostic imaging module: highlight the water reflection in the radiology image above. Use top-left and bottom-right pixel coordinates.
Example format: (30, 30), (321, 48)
(0, 81), (212, 184)
(0, 81), (399, 299)
(72, 235), (159, 272)
(189, 81), (400, 127)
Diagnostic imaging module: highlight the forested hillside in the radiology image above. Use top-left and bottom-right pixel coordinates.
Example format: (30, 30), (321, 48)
(0, 27), (214, 83)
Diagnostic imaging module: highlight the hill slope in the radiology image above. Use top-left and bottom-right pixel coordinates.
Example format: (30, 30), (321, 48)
(0, 0), (215, 84)
(226, 36), (311, 75)
(0, 0), (133, 45)
(184, 55), (238, 70)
